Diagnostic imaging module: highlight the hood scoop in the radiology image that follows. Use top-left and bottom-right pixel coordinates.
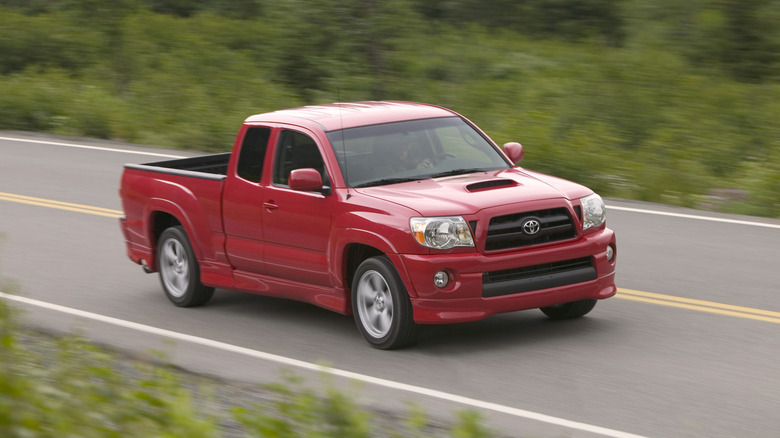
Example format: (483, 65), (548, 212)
(466, 179), (518, 192)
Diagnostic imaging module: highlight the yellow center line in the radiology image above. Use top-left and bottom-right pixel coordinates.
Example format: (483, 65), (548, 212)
(3, 191), (779, 326)
(617, 288), (780, 324)
(0, 191), (123, 218)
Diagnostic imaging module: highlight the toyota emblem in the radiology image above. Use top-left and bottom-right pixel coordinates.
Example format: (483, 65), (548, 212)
(522, 218), (541, 235)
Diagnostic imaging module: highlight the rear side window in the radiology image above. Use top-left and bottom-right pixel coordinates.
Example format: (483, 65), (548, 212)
(236, 127), (271, 183)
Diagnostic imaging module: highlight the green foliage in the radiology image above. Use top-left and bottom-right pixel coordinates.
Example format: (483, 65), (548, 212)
(0, 295), (497, 437)
(452, 411), (494, 438)
(0, 70), (126, 138)
(698, 0), (778, 83)
(414, 0), (625, 46)
(0, 302), (219, 437)
(233, 375), (373, 438)
(0, 8), (102, 75)
(0, 0), (778, 217)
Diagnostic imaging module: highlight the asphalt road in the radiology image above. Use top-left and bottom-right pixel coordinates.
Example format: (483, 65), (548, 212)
(2, 132), (779, 437)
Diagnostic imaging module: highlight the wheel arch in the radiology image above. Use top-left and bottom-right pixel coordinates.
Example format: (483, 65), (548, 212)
(339, 239), (419, 316)
(344, 243), (384, 294)
(144, 206), (197, 271)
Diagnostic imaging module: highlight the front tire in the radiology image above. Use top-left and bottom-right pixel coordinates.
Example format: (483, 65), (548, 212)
(157, 226), (214, 307)
(352, 256), (419, 349)
(540, 298), (597, 320)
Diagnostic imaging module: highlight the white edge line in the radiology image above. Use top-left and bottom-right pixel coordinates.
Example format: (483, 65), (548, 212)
(607, 205), (780, 229)
(0, 136), (186, 159)
(0, 291), (646, 438)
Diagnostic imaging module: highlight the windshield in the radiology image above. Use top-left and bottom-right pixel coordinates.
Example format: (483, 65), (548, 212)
(327, 117), (511, 188)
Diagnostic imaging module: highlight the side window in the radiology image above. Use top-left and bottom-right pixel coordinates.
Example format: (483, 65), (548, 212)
(273, 130), (328, 187)
(236, 127), (271, 183)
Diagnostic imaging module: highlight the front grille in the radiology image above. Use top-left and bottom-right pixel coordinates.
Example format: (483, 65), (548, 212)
(485, 207), (576, 251)
(482, 257), (596, 297)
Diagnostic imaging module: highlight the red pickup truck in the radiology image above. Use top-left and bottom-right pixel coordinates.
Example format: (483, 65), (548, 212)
(120, 101), (616, 349)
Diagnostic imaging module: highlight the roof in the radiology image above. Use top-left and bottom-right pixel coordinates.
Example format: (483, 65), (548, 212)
(243, 101), (458, 132)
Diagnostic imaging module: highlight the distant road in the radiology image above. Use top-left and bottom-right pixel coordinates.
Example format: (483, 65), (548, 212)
(2, 132), (779, 437)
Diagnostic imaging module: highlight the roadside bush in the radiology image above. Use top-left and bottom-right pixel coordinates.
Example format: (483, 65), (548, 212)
(0, 302), (220, 437)
(0, 70), (124, 139)
(0, 294), (496, 437)
(0, 71), (69, 132)
(0, 9), (101, 75)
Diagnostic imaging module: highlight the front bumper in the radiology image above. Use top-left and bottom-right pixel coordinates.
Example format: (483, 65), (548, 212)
(401, 227), (616, 323)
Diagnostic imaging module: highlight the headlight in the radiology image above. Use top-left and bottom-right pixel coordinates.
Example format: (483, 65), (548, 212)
(580, 193), (606, 230)
(410, 216), (475, 250)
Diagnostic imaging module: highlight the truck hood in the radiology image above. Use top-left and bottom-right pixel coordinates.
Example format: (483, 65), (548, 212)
(354, 168), (592, 216)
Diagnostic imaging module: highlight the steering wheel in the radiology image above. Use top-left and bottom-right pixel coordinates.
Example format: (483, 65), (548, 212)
(434, 152), (456, 163)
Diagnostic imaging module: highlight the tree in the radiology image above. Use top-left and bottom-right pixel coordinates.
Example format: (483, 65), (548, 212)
(414, 0), (625, 46)
(271, 0), (421, 100)
(718, 0), (778, 82)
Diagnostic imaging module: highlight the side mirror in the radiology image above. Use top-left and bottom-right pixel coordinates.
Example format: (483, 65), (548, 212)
(503, 142), (524, 164)
(289, 168), (323, 192)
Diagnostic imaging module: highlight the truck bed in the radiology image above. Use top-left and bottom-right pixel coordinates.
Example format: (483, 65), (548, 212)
(124, 152), (230, 180)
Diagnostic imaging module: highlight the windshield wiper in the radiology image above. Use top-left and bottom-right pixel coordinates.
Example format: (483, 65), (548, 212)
(429, 168), (491, 178)
(355, 168), (496, 187)
(354, 177), (426, 188)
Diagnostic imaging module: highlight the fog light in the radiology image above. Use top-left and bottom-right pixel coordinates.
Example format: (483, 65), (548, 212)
(433, 270), (449, 288)
(606, 245), (615, 262)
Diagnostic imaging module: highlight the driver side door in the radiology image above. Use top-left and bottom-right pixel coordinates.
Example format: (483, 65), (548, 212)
(262, 128), (334, 287)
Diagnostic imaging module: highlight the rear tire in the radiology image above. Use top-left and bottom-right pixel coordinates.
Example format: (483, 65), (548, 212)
(352, 256), (419, 349)
(540, 299), (597, 320)
(157, 226), (214, 307)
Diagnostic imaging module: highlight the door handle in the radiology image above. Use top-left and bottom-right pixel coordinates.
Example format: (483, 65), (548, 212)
(262, 201), (278, 210)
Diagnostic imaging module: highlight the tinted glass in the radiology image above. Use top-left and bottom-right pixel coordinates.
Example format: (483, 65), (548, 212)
(273, 130), (327, 187)
(327, 117), (510, 188)
(236, 127), (271, 183)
